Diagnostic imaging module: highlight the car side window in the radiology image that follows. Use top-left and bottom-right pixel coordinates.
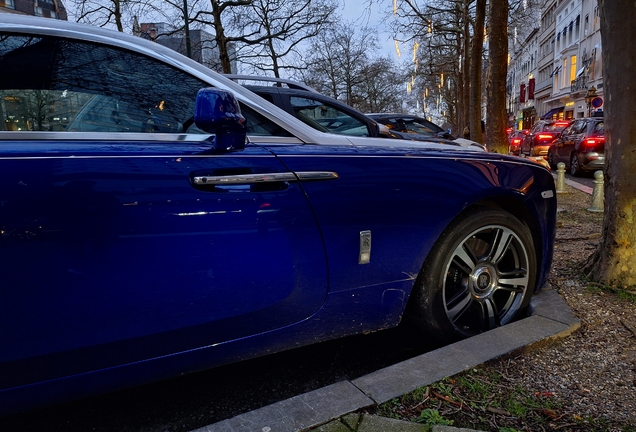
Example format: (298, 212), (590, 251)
(561, 124), (575, 136)
(0, 34), (209, 133)
(0, 33), (289, 137)
(289, 96), (369, 136)
(531, 124), (541, 134)
(594, 121), (604, 134)
(572, 121), (586, 134)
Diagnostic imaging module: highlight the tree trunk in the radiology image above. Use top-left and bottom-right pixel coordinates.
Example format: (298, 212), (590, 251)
(461, 0), (471, 133)
(211, 0), (233, 73)
(585, 0), (636, 290)
(485, 0), (508, 153)
(469, 0), (485, 143)
(114, 0), (123, 32)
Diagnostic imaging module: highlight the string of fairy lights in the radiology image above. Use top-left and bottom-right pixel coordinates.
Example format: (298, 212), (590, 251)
(392, 0), (447, 121)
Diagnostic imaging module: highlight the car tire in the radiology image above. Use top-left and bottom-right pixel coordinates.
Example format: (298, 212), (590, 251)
(570, 153), (582, 177)
(547, 150), (555, 169)
(408, 207), (536, 342)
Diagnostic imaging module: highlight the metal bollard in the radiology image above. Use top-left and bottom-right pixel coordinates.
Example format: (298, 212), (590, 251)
(555, 162), (567, 194)
(587, 170), (604, 212)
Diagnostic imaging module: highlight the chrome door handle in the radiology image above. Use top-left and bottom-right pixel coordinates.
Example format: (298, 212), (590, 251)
(193, 171), (338, 185)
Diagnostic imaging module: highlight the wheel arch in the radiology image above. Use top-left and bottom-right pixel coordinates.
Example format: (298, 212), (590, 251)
(468, 196), (545, 290)
(403, 195), (543, 340)
(413, 193), (546, 296)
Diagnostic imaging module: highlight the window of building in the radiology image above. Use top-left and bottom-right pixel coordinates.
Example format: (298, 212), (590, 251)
(561, 58), (568, 89)
(0, 0), (15, 9)
(594, 7), (600, 29)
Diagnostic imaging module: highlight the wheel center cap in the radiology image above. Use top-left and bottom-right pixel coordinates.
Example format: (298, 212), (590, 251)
(471, 266), (496, 297)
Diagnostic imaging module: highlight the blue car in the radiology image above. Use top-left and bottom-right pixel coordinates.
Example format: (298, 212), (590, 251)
(0, 15), (556, 415)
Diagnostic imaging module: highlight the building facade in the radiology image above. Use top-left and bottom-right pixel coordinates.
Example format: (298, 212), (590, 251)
(134, 21), (237, 74)
(0, 0), (67, 19)
(507, 0), (603, 130)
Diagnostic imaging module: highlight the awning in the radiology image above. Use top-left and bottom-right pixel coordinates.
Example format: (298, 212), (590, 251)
(541, 107), (564, 120)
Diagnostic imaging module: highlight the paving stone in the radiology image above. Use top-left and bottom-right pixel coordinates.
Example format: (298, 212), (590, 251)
(530, 286), (581, 328)
(432, 426), (484, 432)
(357, 414), (427, 431)
(193, 382), (373, 432)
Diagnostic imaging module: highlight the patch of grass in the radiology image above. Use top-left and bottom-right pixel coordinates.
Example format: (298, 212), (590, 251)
(414, 408), (453, 426)
(584, 281), (636, 303)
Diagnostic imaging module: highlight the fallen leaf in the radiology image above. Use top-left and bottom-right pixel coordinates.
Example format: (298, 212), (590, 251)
(487, 406), (512, 416)
(541, 408), (564, 420)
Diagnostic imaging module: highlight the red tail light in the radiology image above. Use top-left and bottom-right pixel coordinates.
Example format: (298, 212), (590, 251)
(537, 134), (554, 141)
(512, 138), (521, 145)
(585, 137), (605, 146)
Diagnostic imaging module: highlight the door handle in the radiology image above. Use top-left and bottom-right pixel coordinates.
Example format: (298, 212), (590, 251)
(192, 171), (338, 185)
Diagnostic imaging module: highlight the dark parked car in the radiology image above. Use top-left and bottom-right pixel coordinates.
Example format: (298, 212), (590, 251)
(225, 75), (384, 138)
(547, 117), (605, 176)
(0, 15), (556, 415)
(366, 113), (486, 151)
(508, 129), (529, 155)
(520, 120), (571, 158)
(226, 77), (486, 151)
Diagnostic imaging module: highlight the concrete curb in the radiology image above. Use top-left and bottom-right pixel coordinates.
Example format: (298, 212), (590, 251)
(192, 286), (580, 432)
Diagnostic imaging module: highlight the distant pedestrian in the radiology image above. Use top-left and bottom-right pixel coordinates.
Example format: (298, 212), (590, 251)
(463, 126), (470, 139)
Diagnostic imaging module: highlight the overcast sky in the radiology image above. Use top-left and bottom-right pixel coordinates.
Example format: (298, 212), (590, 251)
(339, 0), (398, 60)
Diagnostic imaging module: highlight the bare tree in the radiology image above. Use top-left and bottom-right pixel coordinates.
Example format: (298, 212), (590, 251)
(197, 0), (252, 73)
(2, 90), (56, 131)
(585, 0), (636, 291)
(68, 0), (158, 32)
(300, 22), (380, 106)
(228, 0), (337, 78)
(353, 57), (408, 113)
(387, 0), (476, 134)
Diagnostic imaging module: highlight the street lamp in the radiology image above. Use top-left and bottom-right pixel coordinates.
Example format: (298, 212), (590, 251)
(584, 86), (598, 117)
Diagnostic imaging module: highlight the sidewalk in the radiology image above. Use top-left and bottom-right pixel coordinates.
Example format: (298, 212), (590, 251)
(193, 287), (580, 432)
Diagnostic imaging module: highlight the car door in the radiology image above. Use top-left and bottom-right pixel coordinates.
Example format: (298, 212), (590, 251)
(551, 123), (574, 163)
(523, 123), (540, 154)
(0, 33), (328, 388)
(561, 120), (585, 159)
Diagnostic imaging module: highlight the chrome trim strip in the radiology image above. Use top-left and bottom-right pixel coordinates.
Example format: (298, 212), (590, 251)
(0, 131), (305, 144)
(193, 171), (338, 185)
(0, 131), (213, 142)
(296, 172), (339, 181)
(246, 136), (304, 145)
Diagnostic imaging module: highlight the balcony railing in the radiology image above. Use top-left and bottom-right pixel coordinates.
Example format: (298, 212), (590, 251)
(571, 75), (588, 93)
